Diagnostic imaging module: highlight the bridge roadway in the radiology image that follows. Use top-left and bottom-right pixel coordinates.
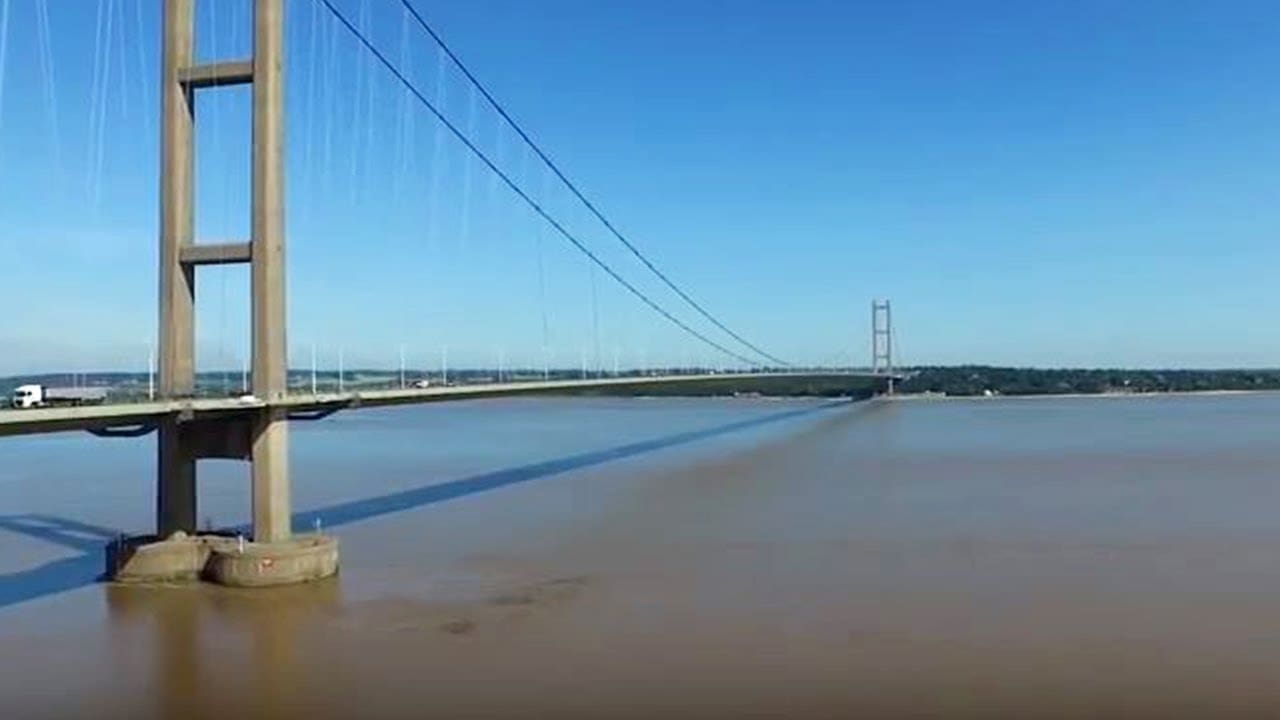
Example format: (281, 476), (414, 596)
(0, 372), (888, 438)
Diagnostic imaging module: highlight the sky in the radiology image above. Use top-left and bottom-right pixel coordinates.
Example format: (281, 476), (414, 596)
(0, 0), (1278, 374)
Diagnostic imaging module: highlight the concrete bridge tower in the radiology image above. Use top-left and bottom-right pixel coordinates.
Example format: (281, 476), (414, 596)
(112, 0), (336, 586)
(871, 299), (894, 394)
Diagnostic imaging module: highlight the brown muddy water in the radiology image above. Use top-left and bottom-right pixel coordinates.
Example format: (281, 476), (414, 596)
(3, 394), (1280, 718)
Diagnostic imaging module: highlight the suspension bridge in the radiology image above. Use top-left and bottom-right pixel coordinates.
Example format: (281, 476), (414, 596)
(0, 0), (899, 586)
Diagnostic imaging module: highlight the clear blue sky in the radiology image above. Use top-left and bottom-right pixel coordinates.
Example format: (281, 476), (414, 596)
(0, 0), (1278, 374)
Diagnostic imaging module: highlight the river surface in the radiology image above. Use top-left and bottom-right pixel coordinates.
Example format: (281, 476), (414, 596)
(3, 394), (1280, 718)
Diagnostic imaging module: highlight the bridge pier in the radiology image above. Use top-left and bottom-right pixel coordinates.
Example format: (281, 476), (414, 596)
(110, 0), (335, 588)
(156, 420), (196, 537)
(155, 0), (197, 539)
(251, 410), (292, 543)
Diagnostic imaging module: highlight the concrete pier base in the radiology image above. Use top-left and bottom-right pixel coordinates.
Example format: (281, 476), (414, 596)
(107, 532), (209, 583)
(206, 535), (339, 587)
(107, 532), (339, 587)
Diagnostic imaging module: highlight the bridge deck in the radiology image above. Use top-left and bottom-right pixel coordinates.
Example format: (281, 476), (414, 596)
(0, 372), (890, 438)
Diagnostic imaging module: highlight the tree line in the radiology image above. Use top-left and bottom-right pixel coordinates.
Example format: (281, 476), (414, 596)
(897, 366), (1280, 396)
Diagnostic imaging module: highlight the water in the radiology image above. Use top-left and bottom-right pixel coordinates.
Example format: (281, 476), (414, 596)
(2, 393), (1280, 718)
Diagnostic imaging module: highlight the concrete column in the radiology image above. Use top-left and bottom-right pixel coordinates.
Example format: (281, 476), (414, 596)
(250, 0), (291, 542)
(884, 300), (894, 395)
(157, 419), (196, 536)
(252, 409), (291, 542)
(157, 0), (197, 536)
(869, 300), (876, 374)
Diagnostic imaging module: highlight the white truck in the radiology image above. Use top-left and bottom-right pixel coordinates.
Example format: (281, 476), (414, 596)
(10, 384), (108, 409)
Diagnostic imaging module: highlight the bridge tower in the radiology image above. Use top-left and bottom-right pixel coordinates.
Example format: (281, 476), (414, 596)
(871, 299), (894, 394)
(157, 0), (290, 543)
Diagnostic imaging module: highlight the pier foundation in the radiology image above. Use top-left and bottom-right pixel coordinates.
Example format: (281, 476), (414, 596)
(108, 532), (338, 588)
(145, 0), (331, 587)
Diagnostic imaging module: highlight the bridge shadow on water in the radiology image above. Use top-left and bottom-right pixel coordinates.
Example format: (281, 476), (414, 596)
(0, 515), (122, 610)
(0, 399), (851, 610)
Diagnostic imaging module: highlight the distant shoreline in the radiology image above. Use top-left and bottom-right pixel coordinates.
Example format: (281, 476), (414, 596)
(888, 388), (1277, 402)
